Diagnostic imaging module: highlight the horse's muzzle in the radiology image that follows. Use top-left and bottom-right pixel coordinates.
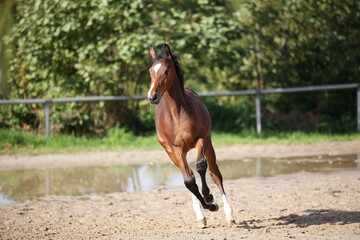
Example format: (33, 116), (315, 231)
(148, 93), (160, 105)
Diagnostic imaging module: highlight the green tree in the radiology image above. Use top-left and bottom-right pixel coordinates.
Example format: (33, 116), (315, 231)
(228, 0), (360, 132)
(0, 0), (15, 96)
(1, 0), (359, 134)
(1, 0), (242, 134)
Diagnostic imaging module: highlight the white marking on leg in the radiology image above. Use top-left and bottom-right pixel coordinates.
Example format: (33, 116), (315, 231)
(154, 63), (162, 74)
(192, 194), (205, 221)
(222, 194), (235, 223)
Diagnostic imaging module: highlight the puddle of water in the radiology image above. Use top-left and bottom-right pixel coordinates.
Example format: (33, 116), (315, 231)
(0, 154), (359, 204)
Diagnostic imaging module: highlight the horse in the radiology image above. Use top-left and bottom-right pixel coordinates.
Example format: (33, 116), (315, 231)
(147, 44), (235, 228)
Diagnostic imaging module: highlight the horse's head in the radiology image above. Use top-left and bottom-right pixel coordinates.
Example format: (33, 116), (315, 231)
(148, 44), (177, 105)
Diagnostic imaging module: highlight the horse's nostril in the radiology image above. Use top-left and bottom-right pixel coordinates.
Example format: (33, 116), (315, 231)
(152, 94), (158, 101)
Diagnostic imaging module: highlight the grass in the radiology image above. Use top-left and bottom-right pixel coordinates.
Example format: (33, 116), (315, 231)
(0, 128), (160, 155)
(212, 131), (360, 145)
(1, 128), (360, 155)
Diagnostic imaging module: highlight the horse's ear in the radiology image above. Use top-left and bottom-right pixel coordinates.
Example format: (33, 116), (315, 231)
(149, 45), (157, 60)
(164, 43), (172, 59)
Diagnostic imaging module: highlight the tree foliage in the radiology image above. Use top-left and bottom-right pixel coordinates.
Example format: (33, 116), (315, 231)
(1, 0), (359, 134)
(234, 0), (360, 132)
(1, 0), (241, 133)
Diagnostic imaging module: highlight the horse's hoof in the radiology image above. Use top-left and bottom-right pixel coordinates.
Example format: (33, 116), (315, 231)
(197, 218), (207, 228)
(227, 219), (236, 226)
(209, 203), (219, 212)
(204, 194), (214, 204)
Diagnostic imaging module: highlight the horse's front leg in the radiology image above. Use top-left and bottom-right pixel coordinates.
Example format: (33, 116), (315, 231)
(180, 157), (219, 213)
(191, 194), (206, 228)
(165, 147), (218, 226)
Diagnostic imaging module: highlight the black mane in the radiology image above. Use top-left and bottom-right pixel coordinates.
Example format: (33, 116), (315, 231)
(155, 47), (185, 95)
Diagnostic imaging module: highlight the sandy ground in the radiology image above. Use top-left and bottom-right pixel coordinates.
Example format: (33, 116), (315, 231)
(0, 171), (359, 240)
(0, 141), (360, 239)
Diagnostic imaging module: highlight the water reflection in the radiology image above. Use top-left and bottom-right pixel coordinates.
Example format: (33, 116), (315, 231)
(214, 154), (360, 179)
(0, 154), (358, 203)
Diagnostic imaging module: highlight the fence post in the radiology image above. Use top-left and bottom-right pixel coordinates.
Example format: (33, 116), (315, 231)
(357, 83), (360, 131)
(45, 101), (50, 138)
(256, 90), (261, 134)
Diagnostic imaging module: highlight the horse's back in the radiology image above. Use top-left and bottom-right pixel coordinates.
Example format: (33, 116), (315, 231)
(185, 87), (199, 97)
(185, 87), (207, 110)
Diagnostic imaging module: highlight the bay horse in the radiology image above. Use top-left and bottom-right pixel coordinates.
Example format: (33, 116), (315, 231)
(147, 44), (235, 227)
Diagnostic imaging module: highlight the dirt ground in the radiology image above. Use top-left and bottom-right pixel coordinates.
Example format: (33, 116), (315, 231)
(0, 141), (360, 239)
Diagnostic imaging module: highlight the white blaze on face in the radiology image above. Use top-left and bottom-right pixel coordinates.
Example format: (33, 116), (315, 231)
(148, 63), (162, 99)
(154, 63), (162, 75)
(148, 82), (155, 99)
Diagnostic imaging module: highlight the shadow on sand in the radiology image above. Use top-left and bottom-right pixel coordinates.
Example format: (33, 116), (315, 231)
(236, 209), (360, 229)
(274, 209), (360, 227)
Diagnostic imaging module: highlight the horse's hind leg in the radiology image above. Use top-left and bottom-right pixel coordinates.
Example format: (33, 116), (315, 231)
(205, 138), (235, 225)
(195, 138), (214, 204)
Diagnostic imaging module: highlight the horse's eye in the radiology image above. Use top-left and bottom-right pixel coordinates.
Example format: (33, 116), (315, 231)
(165, 70), (169, 75)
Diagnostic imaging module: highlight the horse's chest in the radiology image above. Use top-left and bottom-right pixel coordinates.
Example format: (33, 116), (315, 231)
(156, 110), (197, 148)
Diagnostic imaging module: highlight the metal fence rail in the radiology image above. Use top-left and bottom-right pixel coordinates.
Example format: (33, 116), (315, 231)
(1, 83), (359, 137)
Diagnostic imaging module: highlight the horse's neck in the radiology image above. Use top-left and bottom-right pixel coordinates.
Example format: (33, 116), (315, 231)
(163, 84), (187, 117)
